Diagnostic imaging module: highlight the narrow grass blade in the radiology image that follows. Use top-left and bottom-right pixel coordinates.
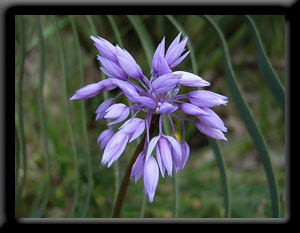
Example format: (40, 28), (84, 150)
(199, 22), (248, 73)
(30, 15), (51, 218)
(242, 15), (285, 112)
(166, 15), (230, 217)
(70, 15), (93, 218)
(107, 15), (124, 48)
(86, 15), (98, 36)
(53, 15), (81, 217)
(207, 138), (230, 217)
(127, 15), (154, 67)
(15, 15), (27, 205)
(203, 15), (279, 218)
(69, 15), (93, 218)
(28, 16), (70, 52)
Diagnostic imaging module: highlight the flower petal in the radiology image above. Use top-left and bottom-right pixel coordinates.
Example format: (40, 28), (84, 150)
(155, 144), (165, 178)
(90, 35), (117, 62)
(156, 54), (172, 77)
(165, 35), (188, 66)
(195, 122), (227, 141)
(173, 71), (210, 87)
(134, 96), (157, 109)
(196, 108), (227, 132)
(120, 118), (144, 133)
(158, 102), (178, 114)
(146, 135), (161, 161)
(180, 141), (190, 170)
(158, 137), (173, 176)
(106, 133), (129, 167)
(97, 128), (115, 150)
(104, 103), (127, 119)
(130, 151), (146, 183)
(101, 130), (128, 165)
(109, 79), (140, 102)
(69, 79), (116, 100)
(165, 32), (181, 58)
(169, 51), (190, 69)
(189, 90), (228, 108)
(129, 121), (145, 143)
(117, 55), (142, 79)
(107, 107), (129, 126)
(151, 73), (181, 95)
(180, 103), (210, 116)
(164, 135), (182, 172)
(144, 156), (159, 202)
(151, 37), (166, 76)
(97, 55), (127, 80)
(95, 98), (115, 120)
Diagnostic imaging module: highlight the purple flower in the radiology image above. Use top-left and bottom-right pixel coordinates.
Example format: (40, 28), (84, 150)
(69, 79), (116, 100)
(151, 32), (190, 77)
(97, 55), (128, 80)
(95, 98), (115, 120)
(119, 118), (145, 143)
(97, 128), (115, 150)
(173, 71), (210, 87)
(70, 33), (228, 202)
(115, 45), (144, 79)
(130, 151), (146, 183)
(104, 103), (130, 126)
(102, 130), (129, 167)
(188, 90), (228, 108)
(180, 140), (190, 170)
(143, 156), (159, 202)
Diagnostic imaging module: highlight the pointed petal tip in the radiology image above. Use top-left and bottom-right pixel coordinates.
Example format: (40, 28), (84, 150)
(69, 95), (77, 100)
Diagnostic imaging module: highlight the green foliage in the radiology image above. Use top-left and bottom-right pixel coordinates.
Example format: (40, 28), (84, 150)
(15, 15), (285, 218)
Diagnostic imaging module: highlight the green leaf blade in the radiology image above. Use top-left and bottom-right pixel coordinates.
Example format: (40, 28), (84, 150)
(203, 15), (280, 218)
(242, 15), (285, 112)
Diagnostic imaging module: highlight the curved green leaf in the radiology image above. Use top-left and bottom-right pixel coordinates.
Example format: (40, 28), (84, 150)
(203, 15), (279, 218)
(242, 15), (285, 112)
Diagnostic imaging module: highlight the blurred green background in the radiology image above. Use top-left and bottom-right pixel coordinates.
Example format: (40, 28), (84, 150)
(15, 15), (285, 218)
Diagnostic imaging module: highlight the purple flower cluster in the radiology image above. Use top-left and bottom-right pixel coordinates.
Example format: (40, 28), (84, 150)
(70, 33), (228, 202)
